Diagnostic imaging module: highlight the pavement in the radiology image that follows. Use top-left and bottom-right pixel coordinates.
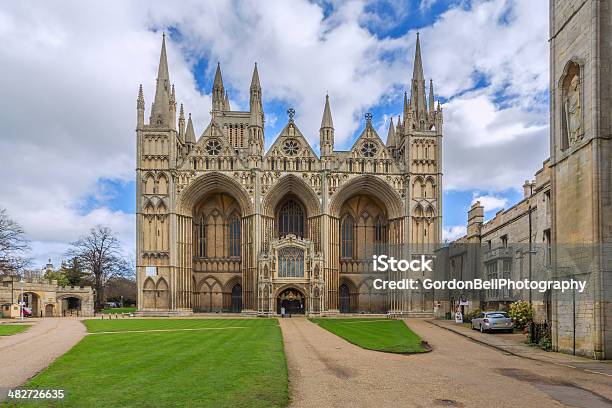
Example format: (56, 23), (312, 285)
(279, 317), (612, 408)
(0, 318), (87, 400)
(427, 319), (612, 377)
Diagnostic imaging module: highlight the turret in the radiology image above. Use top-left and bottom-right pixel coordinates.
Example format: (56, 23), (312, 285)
(319, 94), (335, 158)
(178, 104), (185, 143)
(212, 62), (225, 115)
(248, 64), (264, 158)
(428, 79), (435, 114)
(185, 113), (196, 151)
(137, 84), (145, 127)
(386, 116), (396, 148)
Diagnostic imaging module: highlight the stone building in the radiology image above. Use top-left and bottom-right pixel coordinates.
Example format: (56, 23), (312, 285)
(0, 275), (94, 317)
(135, 33), (443, 316)
(435, 161), (552, 321)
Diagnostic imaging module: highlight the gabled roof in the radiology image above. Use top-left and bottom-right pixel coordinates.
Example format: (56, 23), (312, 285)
(264, 120), (318, 160)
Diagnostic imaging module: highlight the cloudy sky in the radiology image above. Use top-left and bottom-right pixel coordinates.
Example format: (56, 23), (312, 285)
(0, 0), (549, 268)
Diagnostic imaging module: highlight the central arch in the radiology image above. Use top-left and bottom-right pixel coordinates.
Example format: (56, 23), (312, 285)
(262, 174), (320, 218)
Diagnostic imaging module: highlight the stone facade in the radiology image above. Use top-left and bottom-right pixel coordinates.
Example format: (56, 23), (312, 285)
(549, 0), (612, 359)
(0, 276), (94, 317)
(136, 34), (443, 316)
(435, 161), (552, 321)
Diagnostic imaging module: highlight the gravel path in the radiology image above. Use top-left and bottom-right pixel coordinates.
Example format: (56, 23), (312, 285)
(0, 318), (87, 400)
(280, 318), (612, 408)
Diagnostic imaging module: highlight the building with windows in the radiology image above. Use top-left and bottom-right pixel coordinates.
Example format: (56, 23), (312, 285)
(0, 275), (94, 318)
(135, 33), (443, 316)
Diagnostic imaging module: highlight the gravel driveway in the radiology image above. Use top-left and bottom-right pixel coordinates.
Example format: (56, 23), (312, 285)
(0, 318), (86, 400)
(280, 317), (612, 408)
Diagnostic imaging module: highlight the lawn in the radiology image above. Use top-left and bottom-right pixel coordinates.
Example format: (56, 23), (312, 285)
(0, 324), (30, 336)
(310, 318), (428, 353)
(98, 307), (137, 314)
(8, 319), (288, 408)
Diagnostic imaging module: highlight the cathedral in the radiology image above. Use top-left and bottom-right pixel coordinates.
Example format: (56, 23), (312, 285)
(136, 33), (442, 316)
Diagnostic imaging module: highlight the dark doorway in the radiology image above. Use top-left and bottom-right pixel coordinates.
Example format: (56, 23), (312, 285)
(276, 288), (305, 315)
(231, 284), (242, 313)
(339, 284), (350, 313)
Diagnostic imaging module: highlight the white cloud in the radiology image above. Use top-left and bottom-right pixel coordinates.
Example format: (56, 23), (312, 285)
(472, 194), (509, 213)
(0, 0), (551, 265)
(443, 225), (467, 242)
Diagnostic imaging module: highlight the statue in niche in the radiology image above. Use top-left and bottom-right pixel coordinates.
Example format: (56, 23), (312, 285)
(563, 71), (583, 147)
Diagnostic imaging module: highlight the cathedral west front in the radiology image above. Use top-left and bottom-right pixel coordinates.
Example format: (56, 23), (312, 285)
(136, 33), (442, 316)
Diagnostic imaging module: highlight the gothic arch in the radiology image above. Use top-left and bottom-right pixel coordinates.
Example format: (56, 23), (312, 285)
(178, 172), (252, 215)
(157, 173), (168, 195)
(262, 174), (320, 217)
(144, 172), (155, 195)
(329, 175), (402, 219)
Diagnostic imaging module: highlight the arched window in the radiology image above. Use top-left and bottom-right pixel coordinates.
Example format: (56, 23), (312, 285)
(341, 215), (354, 259)
(229, 214), (241, 257)
(198, 216), (207, 257)
(277, 247), (304, 277)
(277, 199), (304, 238)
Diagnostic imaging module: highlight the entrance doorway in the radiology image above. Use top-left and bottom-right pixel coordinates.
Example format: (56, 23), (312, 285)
(339, 284), (350, 313)
(276, 288), (305, 315)
(231, 284), (242, 313)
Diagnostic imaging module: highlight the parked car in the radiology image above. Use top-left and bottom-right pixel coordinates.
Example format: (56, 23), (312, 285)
(21, 307), (32, 317)
(471, 311), (514, 333)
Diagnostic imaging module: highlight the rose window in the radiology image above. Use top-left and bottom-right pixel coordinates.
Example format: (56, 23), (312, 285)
(283, 139), (300, 156)
(361, 141), (377, 157)
(205, 139), (222, 155)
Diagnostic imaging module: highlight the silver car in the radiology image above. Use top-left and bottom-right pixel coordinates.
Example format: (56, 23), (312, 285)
(471, 311), (514, 333)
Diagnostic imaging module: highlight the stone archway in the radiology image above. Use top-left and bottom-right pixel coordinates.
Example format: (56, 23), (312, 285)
(276, 287), (306, 315)
(174, 172), (254, 312)
(58, 296), (82, 316)
(20, 292), (41, 317)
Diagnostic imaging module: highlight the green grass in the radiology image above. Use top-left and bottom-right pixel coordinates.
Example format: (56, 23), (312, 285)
(0, 324), (30, 336)
(7, 319), (288, 408)
(98, 307), (137, 314)
(310, 318), (428, 353)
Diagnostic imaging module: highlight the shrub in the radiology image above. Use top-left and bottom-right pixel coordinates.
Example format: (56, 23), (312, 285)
(463, 308), (482, 323)
(508, 300), (534, 329)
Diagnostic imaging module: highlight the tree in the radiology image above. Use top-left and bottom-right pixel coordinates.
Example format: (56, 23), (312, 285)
(0, 208), (31, 274)
(66, 226), (130, 310)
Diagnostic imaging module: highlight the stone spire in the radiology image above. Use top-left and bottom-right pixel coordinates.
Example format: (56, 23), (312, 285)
(250, 62), (261, 91)
(320, 94), (335, 158)
(249, 63), (262, 115)
(320, 94), (334, 129)
(185, 113), (196, 145)
(212, 62), (225, 113)
(403, 91), (409, 125)
(137, 84), (145, 126)
(178, 103), (185, 142)
(386, 116), (396, 147)
(429, 79), (435, 113)
(150, 33), (171, 127)
(224, 91), (230, 111)
(248, 64), (264, 159)
(410, 32), (427, 115)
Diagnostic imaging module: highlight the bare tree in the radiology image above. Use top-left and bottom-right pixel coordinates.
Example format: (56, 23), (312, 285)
(0, 208), (31, 274)
(66, 226), (130, 310)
